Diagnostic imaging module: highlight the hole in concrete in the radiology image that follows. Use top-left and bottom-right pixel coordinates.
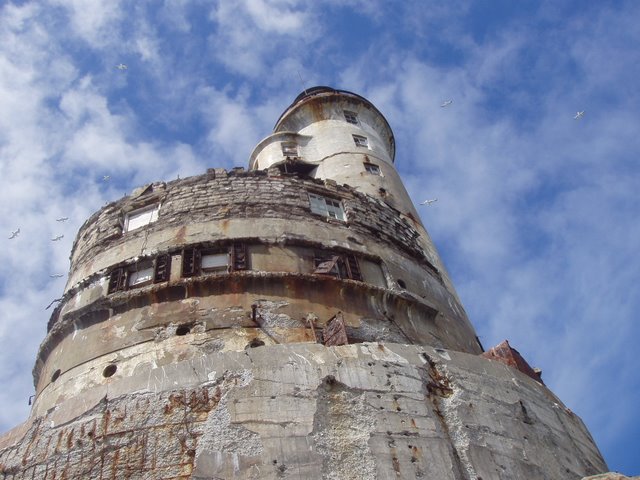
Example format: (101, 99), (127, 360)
(176, 325), (190, 336)
(103, 364), (117, 378)
(51, 369), (61, 383)
(397, 279), (407, 289)
(246, 338), (265, 349)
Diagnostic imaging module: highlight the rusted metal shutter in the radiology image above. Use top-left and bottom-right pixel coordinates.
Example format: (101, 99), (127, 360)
(108, 268), (127, 293)
(232, 243), (247, 271)
(154, 254), (171, 283)
(314, 255), (340, 275)
(181, 248), (200, 277)
(323, 312), (348, 346)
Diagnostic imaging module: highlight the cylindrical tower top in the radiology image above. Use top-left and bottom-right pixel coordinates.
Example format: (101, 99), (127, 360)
(249, 87), (418, 218)
(273, 86), (396, 161)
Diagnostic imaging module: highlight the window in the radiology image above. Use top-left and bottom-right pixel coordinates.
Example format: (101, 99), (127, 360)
(108, 254), (171, 293)
(363, 163), (381, 175)
(344, 110), (358, 125)
(124, 205), (159, 232)
(281, 142), (298, 157)
(313, 252), (363, 281)
(181, 243), (247, 277)
(128, 267), (154, 287)
(308, 193), (346, 221)
(352, 134), (368, 148)
(201, 252), (229, 273)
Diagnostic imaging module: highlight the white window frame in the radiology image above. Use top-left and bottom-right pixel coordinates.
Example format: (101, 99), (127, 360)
(308, 193), (346, 221)
(124, 204), (160, 232)
(352, 134), (369, 148)
(363, 163), (381, 175)
(344, 110), (358, 125)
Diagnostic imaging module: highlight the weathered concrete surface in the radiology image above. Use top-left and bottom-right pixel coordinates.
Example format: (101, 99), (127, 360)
(583, 475), (640, 480)
(0, 343), (607, 479)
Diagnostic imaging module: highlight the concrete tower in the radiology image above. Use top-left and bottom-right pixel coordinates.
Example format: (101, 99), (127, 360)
(0, 87), (607, 479)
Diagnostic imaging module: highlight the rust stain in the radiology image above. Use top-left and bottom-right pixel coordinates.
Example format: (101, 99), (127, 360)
(323, 312), (348, 346)
(422, 354), (453, 398)
(481, 340), (544, 384)
(102, 409), (111, 436)
(66, 429), (74, 449)
(175, 225), (186, 245)
(309, 100), (325, 122)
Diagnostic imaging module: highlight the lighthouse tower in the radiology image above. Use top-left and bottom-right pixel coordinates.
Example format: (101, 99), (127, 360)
(0, 87), (606, 479)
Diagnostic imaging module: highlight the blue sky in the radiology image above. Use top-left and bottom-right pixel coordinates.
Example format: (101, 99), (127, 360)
(1, 0), (638, 474)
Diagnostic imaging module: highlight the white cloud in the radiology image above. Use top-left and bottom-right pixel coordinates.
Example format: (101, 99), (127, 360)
(46, 0), (123, 48)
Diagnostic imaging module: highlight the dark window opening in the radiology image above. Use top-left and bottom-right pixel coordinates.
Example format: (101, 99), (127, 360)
(51, 369), (61, 383)
(397, 279), (407, 289)
(364, 162), (381, 175)
(176, 325), (191, 336)
(276, 158), (316, 176)
(344, 110), (358, 125)
(103, 364), (117, 378)
(246, 338), (265, 349)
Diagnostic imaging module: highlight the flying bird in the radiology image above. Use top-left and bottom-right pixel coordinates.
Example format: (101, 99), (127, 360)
(8, 228), (20, 239)
(56, 217), (69, 222)
(574, 111), (585, 120)
(103, 175), (111, 181)
(115, 63), (128, 70)
(421, 198), (438, 206)
(51, 235), (64, 241)
(440, 100), (453, 108)
(49, 274), (64, 278)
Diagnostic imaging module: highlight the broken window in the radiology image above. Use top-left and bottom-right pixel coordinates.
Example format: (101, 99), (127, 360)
(107, 253), (171, 293)
(344, 110), (358, 125)
(128, 266), (154, 287)
(313, 252), (363, 281)
(308, 193), (346, 221)
(352, 134), (368, 148)
(363, 162), (381, 175)
(124, 204), (159, 232)
(281, 142), (298, 157)
(181, 244), (248, 277)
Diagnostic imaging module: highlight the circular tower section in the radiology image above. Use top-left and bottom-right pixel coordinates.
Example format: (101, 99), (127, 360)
(33, 163), (480, 416)
(249, 87), (417, 219)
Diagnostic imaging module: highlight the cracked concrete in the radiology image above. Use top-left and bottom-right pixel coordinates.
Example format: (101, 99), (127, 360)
(0, 343), (607, 479)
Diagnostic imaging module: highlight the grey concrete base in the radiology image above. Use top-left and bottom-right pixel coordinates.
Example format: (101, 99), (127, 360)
(0, 342), (606, 479)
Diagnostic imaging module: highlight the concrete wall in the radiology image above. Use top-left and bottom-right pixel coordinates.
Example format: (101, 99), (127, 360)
(0, 343), (607, 479)
(30, 168), (480, 416)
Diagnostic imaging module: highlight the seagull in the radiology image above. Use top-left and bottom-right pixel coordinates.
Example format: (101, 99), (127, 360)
(8, 228), (20, 239)
(49, 274), (64, 278)
(103, 175), (110, 181)
(115, 63), (128, 71)
(421, 198), (438, 206)
(574, 111), (585, 120)
(51, 235), (64, 241)
(440, 100), (453, 108)
(56, 217), (69, 222)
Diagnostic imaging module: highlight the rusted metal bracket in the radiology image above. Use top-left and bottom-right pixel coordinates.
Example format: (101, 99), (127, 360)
(323, 311), (348, 346)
